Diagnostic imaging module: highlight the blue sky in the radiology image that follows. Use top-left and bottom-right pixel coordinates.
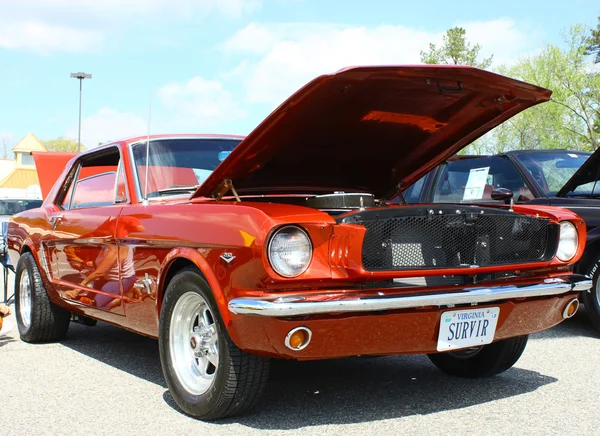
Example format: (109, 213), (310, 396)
(0, 0), (597, 150)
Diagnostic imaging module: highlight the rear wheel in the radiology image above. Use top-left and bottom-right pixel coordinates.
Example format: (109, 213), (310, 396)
(427, 335), (528, 378)
(582, 259), (600, 332)
(159, 268), (270, 420)
(15, 252), (70, 342)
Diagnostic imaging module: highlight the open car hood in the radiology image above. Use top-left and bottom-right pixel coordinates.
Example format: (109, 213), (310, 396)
(32, 152), (78, 199)
(192, 65), (551, 199)
(557, 148), (600, 197)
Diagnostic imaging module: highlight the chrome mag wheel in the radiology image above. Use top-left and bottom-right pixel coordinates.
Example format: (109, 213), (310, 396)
(169, 291), (219, 395)
(19, 269), (32, 329)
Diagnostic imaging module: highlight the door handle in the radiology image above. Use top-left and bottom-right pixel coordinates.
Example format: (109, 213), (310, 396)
(49, 215), (63, 224)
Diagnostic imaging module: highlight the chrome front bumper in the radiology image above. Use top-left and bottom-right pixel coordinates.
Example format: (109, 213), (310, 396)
(228, 277), (592, 317)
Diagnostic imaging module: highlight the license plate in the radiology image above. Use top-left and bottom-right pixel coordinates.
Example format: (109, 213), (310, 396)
(436, 307), (500, 352)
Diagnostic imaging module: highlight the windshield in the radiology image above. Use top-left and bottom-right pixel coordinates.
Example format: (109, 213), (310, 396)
(0, 199), (42, 216)
(131, 138), (242, 198)
(432, 156), (531, 203)
(512, 151), (592, 196)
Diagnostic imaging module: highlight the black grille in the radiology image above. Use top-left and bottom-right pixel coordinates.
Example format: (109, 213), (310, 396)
(358, 210), (557, 271)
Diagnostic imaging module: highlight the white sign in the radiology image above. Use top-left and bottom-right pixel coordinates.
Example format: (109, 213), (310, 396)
(462, 167), (490, 201)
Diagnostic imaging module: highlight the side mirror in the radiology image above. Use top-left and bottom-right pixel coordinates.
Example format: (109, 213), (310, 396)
(491, 188), (513, 204)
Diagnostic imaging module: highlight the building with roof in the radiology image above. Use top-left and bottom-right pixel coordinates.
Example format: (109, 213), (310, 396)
(0, 133), (48, 199)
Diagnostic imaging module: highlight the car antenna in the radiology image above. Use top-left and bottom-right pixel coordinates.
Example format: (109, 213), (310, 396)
(142, 95), (151, 206)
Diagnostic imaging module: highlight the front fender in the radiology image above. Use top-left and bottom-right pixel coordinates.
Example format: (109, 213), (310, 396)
(157, 247), (277, 356)
(157, 247), (229, 319)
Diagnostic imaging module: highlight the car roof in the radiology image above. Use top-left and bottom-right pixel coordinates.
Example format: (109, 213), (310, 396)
(448, 149), (592, 161)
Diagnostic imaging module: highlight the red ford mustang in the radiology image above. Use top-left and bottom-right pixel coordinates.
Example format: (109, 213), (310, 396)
(4, 66), (591, 420)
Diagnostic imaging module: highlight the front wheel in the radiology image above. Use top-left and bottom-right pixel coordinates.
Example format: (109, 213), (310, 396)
(15, 252), (70, 342)
(427, 335), (528, 378)
(582, 259), (600, 332)
(158, 268), (270, 420)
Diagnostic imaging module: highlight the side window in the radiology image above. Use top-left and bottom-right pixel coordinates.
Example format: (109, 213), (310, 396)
(58, 147), (121, 210)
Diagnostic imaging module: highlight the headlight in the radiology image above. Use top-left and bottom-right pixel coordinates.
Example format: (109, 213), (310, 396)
(556, 221), (578, 262)
(268, 225), (312, 277)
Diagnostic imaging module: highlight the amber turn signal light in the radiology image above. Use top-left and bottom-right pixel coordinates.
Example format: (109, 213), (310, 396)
(562, 298), (579, 319)
(284, 327), (312, 351)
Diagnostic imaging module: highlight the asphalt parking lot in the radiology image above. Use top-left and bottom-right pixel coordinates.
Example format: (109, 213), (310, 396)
(1, 265), (599, 436)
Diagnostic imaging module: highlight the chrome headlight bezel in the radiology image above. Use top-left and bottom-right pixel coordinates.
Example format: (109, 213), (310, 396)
(556, 221), (578, 262)
(267, 225), (313, 278)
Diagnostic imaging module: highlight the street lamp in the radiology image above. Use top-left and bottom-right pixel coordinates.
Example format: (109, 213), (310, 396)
(70, 72), (92, 153)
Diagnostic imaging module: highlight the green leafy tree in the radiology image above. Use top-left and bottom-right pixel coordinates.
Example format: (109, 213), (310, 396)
(585, 15), (600, 63)
(490, 25), (600, 152)
(43, 136), (85, 152)
(420, 27), (493, 69)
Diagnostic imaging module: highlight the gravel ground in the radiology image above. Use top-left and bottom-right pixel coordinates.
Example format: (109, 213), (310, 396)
(1, 273), (599, 435)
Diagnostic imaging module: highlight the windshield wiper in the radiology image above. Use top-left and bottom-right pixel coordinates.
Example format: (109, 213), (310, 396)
(157, 185), (200, 196)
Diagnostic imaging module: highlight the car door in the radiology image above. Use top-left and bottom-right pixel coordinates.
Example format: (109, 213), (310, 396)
(47, 146), (127, 314)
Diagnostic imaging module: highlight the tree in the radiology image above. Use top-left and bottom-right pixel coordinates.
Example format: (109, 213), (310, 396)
(43, 136), (85, 152)
(420, 27), (493, 69)
(0, 136), (11, 159)
(585, 15), (600, 63)
(489, 25), (600, 153)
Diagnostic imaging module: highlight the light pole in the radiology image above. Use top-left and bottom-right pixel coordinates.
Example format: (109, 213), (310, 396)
(70, 72), (92, 153)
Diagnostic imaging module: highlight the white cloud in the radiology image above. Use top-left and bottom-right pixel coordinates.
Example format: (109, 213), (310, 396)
(210, 0), (261, 18)
(0, 0), (260, 53)
(0, 20), (103, 54)
(67, 108), (148, 148)
(223, 20), (537, 106)
(459, 19), (535, 66)
(157, 76), (246, 126)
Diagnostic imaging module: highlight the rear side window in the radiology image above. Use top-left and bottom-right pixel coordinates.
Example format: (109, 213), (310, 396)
(71, 172), (117, 209)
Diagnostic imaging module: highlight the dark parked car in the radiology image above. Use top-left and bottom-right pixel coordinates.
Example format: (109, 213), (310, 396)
(405, 149), (600, 330)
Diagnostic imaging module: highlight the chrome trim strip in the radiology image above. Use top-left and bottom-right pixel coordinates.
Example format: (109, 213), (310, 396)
(572, 280), (592, 292)
(228, 280), (593, 317)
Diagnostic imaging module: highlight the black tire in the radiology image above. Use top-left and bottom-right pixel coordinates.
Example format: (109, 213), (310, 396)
(159, 268), (270, 420)
(582, 259), (600, 332)
(15, 252), (70, 342)
(427, 335), (528, 378)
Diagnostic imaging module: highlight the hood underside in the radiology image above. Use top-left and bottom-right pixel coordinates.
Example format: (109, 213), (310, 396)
(193, 65), (552, 199)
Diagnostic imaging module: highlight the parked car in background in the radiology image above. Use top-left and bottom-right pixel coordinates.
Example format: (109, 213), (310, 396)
(0, 198), (42, 222)
(405, 149), (600, 331)
(4, 66), (592, 420)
